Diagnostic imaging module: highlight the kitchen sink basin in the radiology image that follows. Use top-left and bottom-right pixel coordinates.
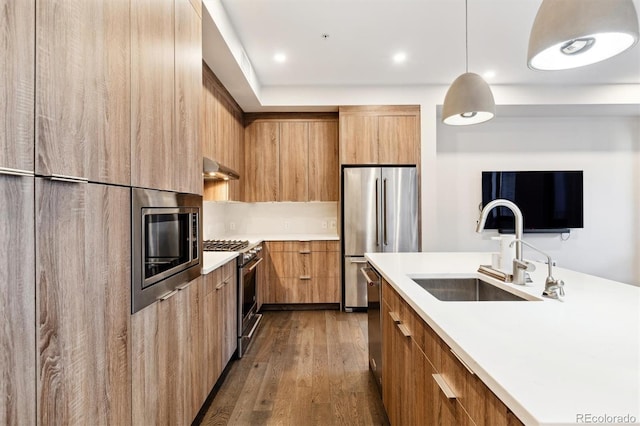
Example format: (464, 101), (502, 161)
(412, 278), (529, 302)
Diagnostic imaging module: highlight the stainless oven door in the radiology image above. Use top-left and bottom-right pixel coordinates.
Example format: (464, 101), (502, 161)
(238, 254), (263, 358)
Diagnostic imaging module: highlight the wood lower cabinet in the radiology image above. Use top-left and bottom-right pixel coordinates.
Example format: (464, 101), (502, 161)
(262, 241), (340, 304)
(36, 0), (130, 185)
(36, 181), (131, 425)
(382, 280), (524, 426)
(339, 106), (420, 166)
(0, 0), (34, 173)
(0, 176), (35, 425)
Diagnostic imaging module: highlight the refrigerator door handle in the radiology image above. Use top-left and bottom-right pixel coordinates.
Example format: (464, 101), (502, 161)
(375, 178), (380, 247)
(383, 178), (388, 246)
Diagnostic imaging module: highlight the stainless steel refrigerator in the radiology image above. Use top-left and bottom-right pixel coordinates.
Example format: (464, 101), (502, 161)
(342, 166), (419, 310)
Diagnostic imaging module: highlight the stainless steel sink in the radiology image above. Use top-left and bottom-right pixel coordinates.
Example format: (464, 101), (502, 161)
(412, 278), (529, 301)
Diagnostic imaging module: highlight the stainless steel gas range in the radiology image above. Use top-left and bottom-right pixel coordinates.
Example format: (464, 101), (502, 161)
(203, 239), (263, 358)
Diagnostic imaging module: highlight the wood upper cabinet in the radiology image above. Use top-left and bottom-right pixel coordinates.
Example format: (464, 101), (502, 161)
(0, 176), (35, 425)
(0, 0), (34, 174)
(202, 64), (244, 201)
(175, 0), (203, 195)
(279, 122), (309, 201)
(382, 280), (524, 426)
(339, 106), (420, 166)
(245, 121), (280, 202)
(244, 115), (339, 202)
(309, 121), (338, 201)
(36, 0), (130, 184)
(189, 0), (201, 17)
(36, 181), (131, 425)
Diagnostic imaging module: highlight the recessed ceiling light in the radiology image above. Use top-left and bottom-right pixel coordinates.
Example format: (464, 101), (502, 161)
(483, 70), (496, 79)
(393, 52), (407, 64)
(274, 53), (287, 63)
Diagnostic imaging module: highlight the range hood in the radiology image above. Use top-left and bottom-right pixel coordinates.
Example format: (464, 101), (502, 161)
(203, 157), (240, 181)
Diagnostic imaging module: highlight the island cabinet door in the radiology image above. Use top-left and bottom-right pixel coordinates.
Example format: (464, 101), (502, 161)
(0, 175), (35, 426)
(36, 180), (131, 425)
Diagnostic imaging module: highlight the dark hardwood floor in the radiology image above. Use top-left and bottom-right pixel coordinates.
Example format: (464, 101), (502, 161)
(198, 310), (389, 426)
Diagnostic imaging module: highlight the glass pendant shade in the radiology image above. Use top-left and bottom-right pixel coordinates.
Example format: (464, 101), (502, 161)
(442, 72), (496, 125)
(528, 0), (639, 70)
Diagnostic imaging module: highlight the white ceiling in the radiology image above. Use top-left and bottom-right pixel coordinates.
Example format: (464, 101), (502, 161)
(215, 0), (640, 88)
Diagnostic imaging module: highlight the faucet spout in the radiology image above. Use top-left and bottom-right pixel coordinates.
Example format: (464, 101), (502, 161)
(476, 199), (524, 262)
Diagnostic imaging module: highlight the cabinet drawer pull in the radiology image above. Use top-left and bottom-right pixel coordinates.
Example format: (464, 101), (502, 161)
(0, 166), (34, 177)
(158, 290), (178, 301)
(176, 281), (192, 291)
(432, 374), (457, 399)
(299, 276), (311, 280)
(48, 174), (89, 183)
(299, 250), (311, 254)
(397, 323), (412, 338)
(388, 311), (401, 324)
(450, 349), (475, 375)
(215, 282), (225, 290)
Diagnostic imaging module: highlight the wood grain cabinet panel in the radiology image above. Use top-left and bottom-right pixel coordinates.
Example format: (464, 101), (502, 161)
(131, 0), (174, 191)
(279, 122), (309, 201)
(309, 121), (338, 201)
(0, 0), (34, 173)
(175, 0), (202, 195)
(36, 181), (131, 425)
(36, 0), (130, 184)
(0, 176), (35, 425)
(378, 115), (419, 165)
(339, 114), (378, 164)
(382, 280), (524, 426)
(244, 121), (280, 201)
(189, 0), (201, 17)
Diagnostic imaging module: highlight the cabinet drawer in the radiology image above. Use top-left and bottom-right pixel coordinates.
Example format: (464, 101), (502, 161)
(267, 240), (311, 253)
(310, 240), (339, 252)
(309, 276), (340, 303)
(311, 250), (339, 278)
(270, 251), (310, 277)
(203, 267), (222, 296)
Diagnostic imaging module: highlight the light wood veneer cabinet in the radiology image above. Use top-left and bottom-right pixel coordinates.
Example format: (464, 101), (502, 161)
(244, 115), (339, 202)
(36, 181), (131, 425)
(0, 176), (35, 425)
(0, 0), (34, 175)
(202, 64), (244, 201)
(382, 280), (524, 426)
(35, 0), (130, 185)
(262, 241), (340, 304)
(339, 105), (420, 165)
(132, 0), (202, 194)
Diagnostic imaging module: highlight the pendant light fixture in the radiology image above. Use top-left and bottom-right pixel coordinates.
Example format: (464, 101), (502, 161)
(442, 0), (496, 125)
(528, 0), (639, 71)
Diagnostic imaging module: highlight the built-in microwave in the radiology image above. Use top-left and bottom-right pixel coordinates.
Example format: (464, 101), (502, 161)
(131, 188), (202, 313)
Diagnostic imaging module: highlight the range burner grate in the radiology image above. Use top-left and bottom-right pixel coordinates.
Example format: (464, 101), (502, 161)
(203, 239), (249, 252)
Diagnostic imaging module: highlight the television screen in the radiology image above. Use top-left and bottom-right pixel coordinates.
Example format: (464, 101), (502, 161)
(481, 171), (584, 232)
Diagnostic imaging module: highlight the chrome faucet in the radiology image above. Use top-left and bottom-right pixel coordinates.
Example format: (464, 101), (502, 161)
(510, 239), (565, 300)
(476, 199), (533, 285)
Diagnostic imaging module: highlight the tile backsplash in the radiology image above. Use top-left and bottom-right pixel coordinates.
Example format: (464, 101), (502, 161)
(203, 201), (338, 239)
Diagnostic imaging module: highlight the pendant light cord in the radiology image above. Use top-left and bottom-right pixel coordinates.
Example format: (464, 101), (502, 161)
(465, 0), (469, 73)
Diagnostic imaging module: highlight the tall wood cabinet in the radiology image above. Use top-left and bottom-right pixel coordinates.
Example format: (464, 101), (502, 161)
(0, 176), (35, 425)
(202, 64), (245, 201)
(244, 114), (339, 202)
(132, 0), (202, 194)
(36, 0), (131, 185)
(36, 181), (131, 425)
(339, 105), (420, 166)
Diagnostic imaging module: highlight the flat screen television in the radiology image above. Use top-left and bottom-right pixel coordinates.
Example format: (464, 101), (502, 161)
(481, 170), (584, 233)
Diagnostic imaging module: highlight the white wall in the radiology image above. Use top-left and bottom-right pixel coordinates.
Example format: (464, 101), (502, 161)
(257, 83), (640, 285)
(436, 114), (640, 285)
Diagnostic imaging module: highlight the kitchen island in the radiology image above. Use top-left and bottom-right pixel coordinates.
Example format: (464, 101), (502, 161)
(365, 252), (639, 426)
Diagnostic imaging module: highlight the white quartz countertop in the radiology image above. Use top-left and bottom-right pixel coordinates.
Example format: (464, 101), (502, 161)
(202, 252), (238, 275)
(365, 252), (640, 426)
(215, 233), (339, 242)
